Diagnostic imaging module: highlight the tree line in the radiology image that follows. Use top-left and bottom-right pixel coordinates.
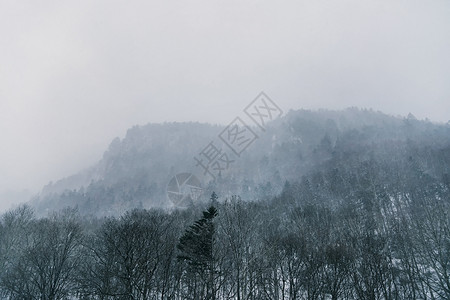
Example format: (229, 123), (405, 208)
(0, 183), (448, 299)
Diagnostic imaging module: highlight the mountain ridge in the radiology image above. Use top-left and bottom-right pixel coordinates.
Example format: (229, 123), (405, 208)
(31, 108), (450, 216)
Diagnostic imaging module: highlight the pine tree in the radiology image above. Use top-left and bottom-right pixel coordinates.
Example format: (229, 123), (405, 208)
(177, 206), (217, 269)
(177, 202), (218, 299)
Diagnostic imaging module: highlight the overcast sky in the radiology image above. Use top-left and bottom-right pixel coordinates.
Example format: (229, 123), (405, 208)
(1, 0), (449, 206)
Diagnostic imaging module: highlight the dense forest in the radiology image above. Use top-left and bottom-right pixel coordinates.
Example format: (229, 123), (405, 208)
(0, 185), (448, 299)
(0, 108), (449, 299)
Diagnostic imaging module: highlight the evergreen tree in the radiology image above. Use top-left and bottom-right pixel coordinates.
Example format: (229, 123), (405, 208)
(177, 206), (218, 269)
(177, 203), (218, 299)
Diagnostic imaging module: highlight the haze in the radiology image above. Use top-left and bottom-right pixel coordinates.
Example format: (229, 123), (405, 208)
(1, 0), (449, 210)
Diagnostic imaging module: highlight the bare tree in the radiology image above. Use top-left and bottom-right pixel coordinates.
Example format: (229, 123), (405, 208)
(2, 209), (83, 300)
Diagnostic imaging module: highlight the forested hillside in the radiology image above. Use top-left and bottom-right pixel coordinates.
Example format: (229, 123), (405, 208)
(31, 108), (450, 217)
(1, 108), (448, 299)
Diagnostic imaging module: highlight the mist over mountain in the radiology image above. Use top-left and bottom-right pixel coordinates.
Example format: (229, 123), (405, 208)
(2, 0), (449, 297)
(31, 108), (450, 217)
(2, 106), (449, 299)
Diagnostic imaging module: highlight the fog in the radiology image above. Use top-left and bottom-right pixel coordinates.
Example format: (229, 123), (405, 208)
(0, 0), (449, 209)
